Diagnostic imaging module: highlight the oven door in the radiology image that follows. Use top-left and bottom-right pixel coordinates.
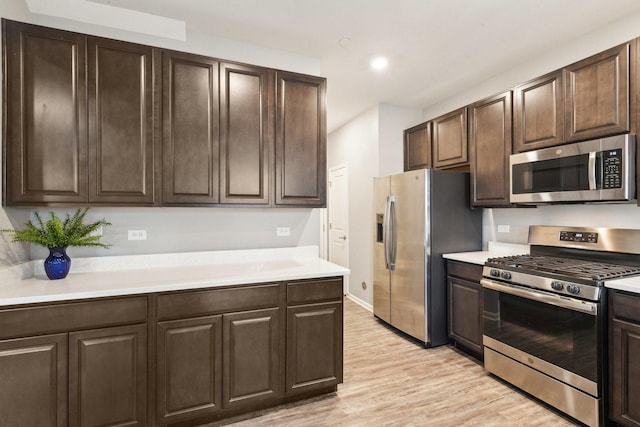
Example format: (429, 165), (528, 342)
(481, 278), (600, 397)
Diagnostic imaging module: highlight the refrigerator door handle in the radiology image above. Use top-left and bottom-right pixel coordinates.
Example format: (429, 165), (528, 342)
(388, 195), (397, 270)
(383, 196), (391, 269)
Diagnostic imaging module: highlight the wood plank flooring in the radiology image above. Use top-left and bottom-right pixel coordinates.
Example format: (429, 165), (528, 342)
(214, 298), (579, 426)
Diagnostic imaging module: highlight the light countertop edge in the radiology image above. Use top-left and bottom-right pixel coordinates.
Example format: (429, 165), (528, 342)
(0, 247), (350, 306)
(605, 276), (640, 295)
(443, 242), (531, 266)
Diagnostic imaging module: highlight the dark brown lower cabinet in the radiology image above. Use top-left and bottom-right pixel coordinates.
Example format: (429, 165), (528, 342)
(0, 334), (68, 426)
(156, 315), (223, 425)
(223, 308), (281, 408)
(69, 324), (147, 427)
(609, 291), (640, 426)
(286, 301), (343, 394)
(446, 260), (483, 360)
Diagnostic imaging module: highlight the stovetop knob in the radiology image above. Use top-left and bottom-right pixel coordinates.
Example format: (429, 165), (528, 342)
(551, 281), (564, 291)
(567, 285), (580, 295)
(500, 271), (512, 280)
(490, 269), (500, 277)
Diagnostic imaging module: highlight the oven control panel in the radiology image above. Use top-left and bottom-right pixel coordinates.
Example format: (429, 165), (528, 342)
(559, 231), (598, 243)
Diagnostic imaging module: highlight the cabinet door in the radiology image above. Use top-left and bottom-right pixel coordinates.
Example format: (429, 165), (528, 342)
(565, 43), (629, 142)
(0, 334), (67, 427)
(223, 308), (281, 409)
(275, 71), (327, 206)
(69, 324), (147, 427)
(4, 20), (87, 204)
(432, 107), (468, 169)
(156, 315), (222, 424)
(448, 277), (483, 359)
(162, 51), (220, 204)
(219, 63), (271, 204)
(469, 91), (512, 207)
(286, 302), (342, 394)
(513, 70), (564, 152)
(88, 37), (155, 204)
(404, 122), (431, 171)
(610, 317), (640, 426)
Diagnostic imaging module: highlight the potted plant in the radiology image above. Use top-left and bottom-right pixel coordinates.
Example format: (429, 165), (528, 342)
(3, 208), (111, 280)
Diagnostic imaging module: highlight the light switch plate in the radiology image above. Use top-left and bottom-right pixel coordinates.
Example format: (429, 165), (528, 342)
(497, 225), (510, 233)
(128, 230), (147, 240)
(276, 227), (290, 237)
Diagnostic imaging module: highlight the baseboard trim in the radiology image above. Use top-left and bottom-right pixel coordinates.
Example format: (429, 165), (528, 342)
(346, 294), (372, 312)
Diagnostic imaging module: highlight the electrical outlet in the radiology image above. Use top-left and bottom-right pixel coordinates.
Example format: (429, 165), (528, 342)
(276, 227), (290, 237)
(128, 230), (147, 241)
(497, 224), (510, 233)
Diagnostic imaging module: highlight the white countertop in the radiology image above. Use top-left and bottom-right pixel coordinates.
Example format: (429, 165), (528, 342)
(442, 241), (530, 266)
(605, 276), (640, 295)
(0, 246), (350, 306)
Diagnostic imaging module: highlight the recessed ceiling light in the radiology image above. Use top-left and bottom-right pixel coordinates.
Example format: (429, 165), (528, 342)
(370, 56), (389, 71)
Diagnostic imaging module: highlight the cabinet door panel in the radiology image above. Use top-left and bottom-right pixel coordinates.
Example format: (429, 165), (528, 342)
(156, 315), (222, 424)
(69, 324), (147, 427)
(565, 43), (629, 142)
(513, 70), (564, 152)
(220, 63), (271, 204)
(470, 91), (512, 207)
(162, 51), (219, 204)
(432, 107), (468, 168)
(4, 20), (87, 204)
(610, 317), (640, 426)
(223, 308), (281, 409)
(88, 37), (154, 204)
(448, 277), (483, 358)
(404, 122), (431, 171)
(0, 334), (67, 427)
(286, 302), (342, 394)
(275, 72), (326, 206)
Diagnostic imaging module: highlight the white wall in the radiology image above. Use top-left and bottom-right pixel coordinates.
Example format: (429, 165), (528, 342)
(0, 0), (322, 269)
(327, 104), (421, 306)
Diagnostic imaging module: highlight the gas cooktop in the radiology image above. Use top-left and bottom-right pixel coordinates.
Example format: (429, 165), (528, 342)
(486, 254), (640, 282)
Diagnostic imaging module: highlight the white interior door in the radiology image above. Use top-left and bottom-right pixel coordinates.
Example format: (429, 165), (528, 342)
(328, 163), (349, 294)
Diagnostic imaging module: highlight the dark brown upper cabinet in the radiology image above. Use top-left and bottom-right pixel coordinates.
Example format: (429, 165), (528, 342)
(162, 51), (220, 204)
(469, 91), (512, 207)
(432, 107), (468, 169)
(565, 43), (630, 142)
(404, 122), (431, 171)
(513, 70), (564, 153)
(219, 63), (272, 205)
(87, 37), (155, 204)
(275, 71), (327, 206)
(3, 21), (88, 205)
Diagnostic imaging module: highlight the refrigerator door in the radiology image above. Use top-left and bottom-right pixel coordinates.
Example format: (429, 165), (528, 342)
(373, 176), (391, 322)
(389, 170), (427, 341)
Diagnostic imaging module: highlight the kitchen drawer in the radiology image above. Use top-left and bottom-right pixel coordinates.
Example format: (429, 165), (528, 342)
(287, 277), (343, 305)
(0, 296), (148, 340)
(610, 291), (640, 323)
(447, 260), (483, 282)
(157, 283), (281, 321)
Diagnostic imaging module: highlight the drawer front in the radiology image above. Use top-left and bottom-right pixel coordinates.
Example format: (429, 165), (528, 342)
(447, 260), (483, 282)
(610, 291), (640, 323)
(287, 277), (343, 305)
(157, 283), (281, 321)
(0, 296), (148, 340)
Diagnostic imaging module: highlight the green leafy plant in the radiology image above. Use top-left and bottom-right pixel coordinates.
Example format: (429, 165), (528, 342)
(2, 208), (111, 249)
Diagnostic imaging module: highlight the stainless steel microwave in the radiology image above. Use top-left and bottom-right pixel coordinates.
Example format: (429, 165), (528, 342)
(510, 134), (636, 204)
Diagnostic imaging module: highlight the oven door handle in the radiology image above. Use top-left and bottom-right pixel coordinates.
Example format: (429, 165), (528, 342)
(481, 279), (598, 316)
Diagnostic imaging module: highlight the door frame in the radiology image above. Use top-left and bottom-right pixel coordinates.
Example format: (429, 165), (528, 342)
(328, 163), (349, 295)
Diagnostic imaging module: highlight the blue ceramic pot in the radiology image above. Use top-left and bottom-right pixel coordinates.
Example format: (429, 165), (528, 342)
(44, 247), (71, 280)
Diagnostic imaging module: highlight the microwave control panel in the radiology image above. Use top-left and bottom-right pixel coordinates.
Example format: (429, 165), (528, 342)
(602, 148), (622, 189)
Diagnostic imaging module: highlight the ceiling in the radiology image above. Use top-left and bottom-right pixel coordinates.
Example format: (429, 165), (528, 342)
(70, 1), (640, 131)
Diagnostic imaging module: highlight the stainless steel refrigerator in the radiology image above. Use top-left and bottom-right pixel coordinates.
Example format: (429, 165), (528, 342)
(373, 169), (482, 346)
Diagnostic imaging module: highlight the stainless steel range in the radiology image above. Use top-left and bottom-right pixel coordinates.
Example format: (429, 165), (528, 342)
(481, 225), (640, 427)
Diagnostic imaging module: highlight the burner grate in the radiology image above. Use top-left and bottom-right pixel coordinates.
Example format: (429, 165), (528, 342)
(487, 254), (640, 281)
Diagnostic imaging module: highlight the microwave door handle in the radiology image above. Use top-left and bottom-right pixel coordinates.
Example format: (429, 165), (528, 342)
(588, 151), (597, 190)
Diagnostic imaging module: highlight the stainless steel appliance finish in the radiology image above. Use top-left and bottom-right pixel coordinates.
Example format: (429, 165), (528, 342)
(373, 169), (482, 346)
(510, 134), (636, 204)
(482, 225), (640, 427)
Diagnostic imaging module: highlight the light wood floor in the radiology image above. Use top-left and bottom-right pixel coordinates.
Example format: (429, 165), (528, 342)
(217, 298), (579, 426)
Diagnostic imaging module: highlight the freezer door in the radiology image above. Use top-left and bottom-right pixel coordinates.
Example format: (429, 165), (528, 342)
(373, 176), (391, 322)
(389, 170), (426, 341)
